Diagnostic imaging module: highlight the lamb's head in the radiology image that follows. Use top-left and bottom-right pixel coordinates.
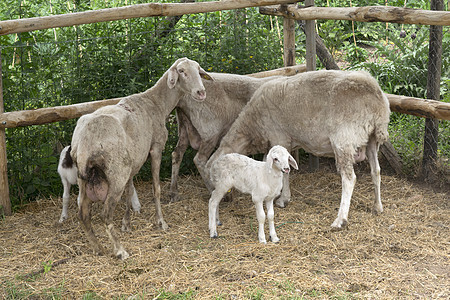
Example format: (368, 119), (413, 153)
(167, 57), (213, 102)
(267, 145), (298, 174)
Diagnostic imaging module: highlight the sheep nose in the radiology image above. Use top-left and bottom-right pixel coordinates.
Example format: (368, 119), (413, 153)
(196, 89), (206, 100)
(282, 168), (290, 174)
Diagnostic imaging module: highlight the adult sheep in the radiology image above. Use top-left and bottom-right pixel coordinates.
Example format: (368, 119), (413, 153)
(71, 58), (212, 259)
(170, 73), (284, 202)
(206, 70), (390, 229)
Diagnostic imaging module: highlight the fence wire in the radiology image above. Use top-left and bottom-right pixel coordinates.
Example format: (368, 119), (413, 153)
(1, 0), (449, 205)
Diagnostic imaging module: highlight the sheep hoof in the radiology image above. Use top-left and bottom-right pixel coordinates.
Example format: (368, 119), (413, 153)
(170, 193), (182, 202)
(58, 216), (67, 223)
(158, 220), (169, 231)
(217, 220), (223, 226)
(210, 232), (218, 239)
(270, 236), (280, 243)
(275, 198), (288, 208)
(372, 206), (383, 215)
(331, 218), (348, 231)
(116, 249), (130, 260)
(259, 239), (267, 245)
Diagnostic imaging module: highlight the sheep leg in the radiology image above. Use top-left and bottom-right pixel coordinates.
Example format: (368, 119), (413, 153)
(77, 181), (104, 256)
(275, 174), (291, 208)
(194, 142), (218, 193)
(130, 181), (141, 213)
(209, 188), (225, 238)
(101, 195), (130, 260)
(332, 164), (356, 229)
(367, 138), (383, 214)
(150, 147), (169, 230)
(265, 198), (279, 243)
(59, 178), (71, 223)
(121, 180), (133, 232)
(170, 125), (189, 202)
(254, 199), (267, 244)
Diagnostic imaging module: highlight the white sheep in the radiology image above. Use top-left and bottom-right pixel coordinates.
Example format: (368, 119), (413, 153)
(70, 58), (212, 259)
(170, 73), (283, 202)
(57, 145), (141, 223)
(206, 70), (391, 229)
(208, 145), (298, 244)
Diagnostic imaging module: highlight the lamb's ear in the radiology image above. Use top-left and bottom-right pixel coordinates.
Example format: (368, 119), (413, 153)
(199, 67), (214, 81)
(266, 153), (274, 169)
(167, 66), (179, 89)
(288, 154), (299, 170)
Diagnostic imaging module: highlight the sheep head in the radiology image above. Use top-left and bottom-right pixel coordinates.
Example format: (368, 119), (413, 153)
(167, 57), (213, 102)
(266, 145), (298, 174)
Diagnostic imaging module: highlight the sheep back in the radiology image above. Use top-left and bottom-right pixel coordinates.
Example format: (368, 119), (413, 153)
(219, 70), (390, 158)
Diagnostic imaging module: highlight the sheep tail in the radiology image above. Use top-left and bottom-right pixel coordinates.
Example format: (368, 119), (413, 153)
(83, 153), (109, 202)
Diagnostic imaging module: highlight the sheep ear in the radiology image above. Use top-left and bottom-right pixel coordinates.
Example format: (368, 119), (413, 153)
(200, 67), (214, 81)
(266, 154), (274, 169)
(288, 154), (299, 170)
(167, 67), (179, 89)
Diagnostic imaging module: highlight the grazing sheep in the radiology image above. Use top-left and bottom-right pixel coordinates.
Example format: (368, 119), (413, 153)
(170, 73), (283, 202)
(208, 145), (298, 243)
(70, 58), (212, 259)
(206, 70), (390, 229)
(57, 145), (140, 223)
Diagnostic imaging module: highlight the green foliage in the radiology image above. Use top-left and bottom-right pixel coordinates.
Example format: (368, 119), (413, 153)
(1, 1), (283, 207)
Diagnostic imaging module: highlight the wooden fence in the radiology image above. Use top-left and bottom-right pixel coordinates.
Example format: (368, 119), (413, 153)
(1, 0), (449, 215)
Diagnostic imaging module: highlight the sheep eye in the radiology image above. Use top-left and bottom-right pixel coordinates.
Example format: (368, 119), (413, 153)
(178, 69), (184, 74)
(273, 158), (279, 162)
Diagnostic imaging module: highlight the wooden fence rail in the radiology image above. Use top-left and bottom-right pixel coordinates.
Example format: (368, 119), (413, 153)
(260, 5), (450, 26)
(0, 0), (298, 36)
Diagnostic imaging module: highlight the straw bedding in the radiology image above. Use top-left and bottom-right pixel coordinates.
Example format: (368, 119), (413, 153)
(0, 162), (448, 299)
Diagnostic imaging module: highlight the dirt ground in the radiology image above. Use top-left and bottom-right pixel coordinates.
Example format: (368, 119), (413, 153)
(0, 163), (449, 299)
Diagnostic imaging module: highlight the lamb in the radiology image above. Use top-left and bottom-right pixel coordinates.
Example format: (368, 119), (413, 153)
(208, 145), (298, 243)
(57, 145), (141, 223)
(206, 70), (391, 229)
(170, 73), (284, 202)
(70, 58), (212, 259)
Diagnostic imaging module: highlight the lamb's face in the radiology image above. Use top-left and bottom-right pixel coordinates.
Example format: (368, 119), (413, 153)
(267, 145), (299, 174)
(168, 58), (213, 102)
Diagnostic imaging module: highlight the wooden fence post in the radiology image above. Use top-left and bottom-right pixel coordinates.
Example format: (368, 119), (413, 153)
(0, 50), (11, 216)
(422, 0), (443, 180)
(305, 0), (319, 171)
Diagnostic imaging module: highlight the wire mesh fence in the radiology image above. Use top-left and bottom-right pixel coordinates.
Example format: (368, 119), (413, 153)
(0, 0), (449, 205)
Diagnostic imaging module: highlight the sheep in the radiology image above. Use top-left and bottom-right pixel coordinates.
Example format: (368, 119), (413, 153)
(206, 70), (391, 229)
(70, 58), (212, 259)
(170, 73), (283, 202)
(208, 145), (298, 243)
(57, 145), (141, 223)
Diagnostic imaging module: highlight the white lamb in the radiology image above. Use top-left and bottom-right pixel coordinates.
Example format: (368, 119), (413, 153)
(57, 145), (141, 223)
(208, 145), (298, 244)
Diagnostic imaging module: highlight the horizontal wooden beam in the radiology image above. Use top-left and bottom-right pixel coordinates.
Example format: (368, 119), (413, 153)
(386, 94), (450, 120)
(260, 5), (450, 26)
(1, 92), (449, 129)
(247, 64), (306, 78)
(0, 0), (297, 36)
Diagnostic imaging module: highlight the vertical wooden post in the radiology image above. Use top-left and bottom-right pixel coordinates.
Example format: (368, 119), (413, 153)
(0, 50), (11, 216)
(305, 0), (319, 171)
(422, 0), (443, 180)
(283, 6), (298, 162)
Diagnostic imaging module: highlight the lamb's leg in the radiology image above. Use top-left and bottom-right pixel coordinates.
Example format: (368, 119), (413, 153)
(275, 174), (291, 208)
(121, 180), (133, 232)
(367, 138), (383, 214)
(170, 125), (189, 202)
(59, 178), (71, 223)
(209, 188), (225, 238)
(130, 181), (141, 213)
(265, 198), (279, 243)
(331, 163), (356, 229)
(77, 181), (104, 256)
(150, 147), (169, 230)
(101, 194), (129, 260)
(254, 199), (267, 244)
